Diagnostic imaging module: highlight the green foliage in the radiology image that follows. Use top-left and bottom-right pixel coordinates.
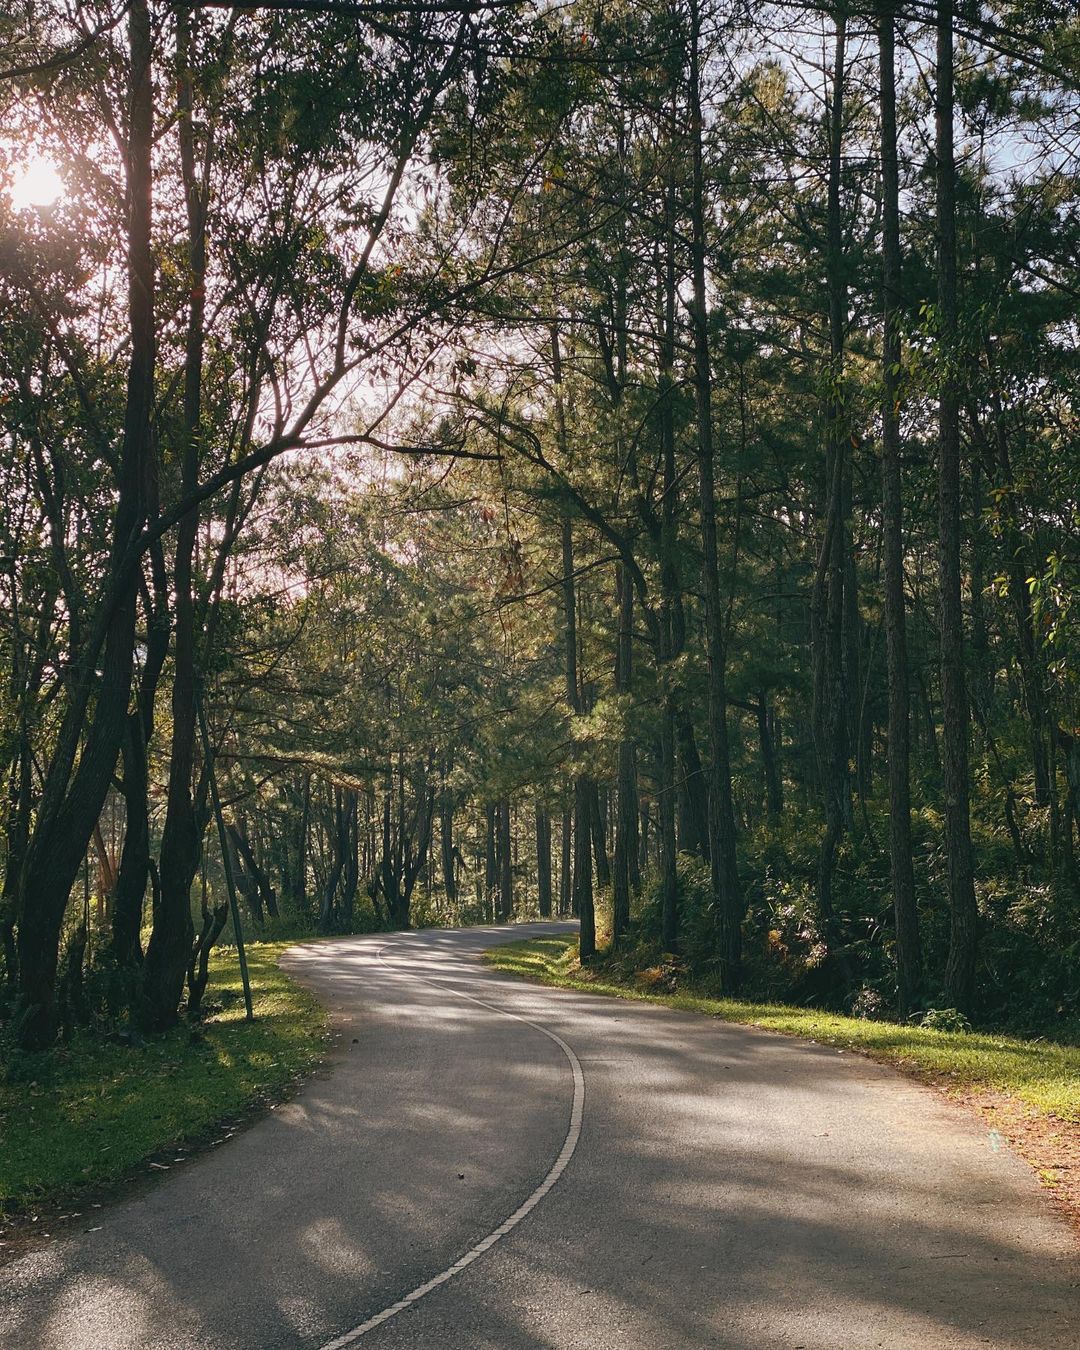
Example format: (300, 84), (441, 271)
(4, 0), (1080, 1075)
(918, 1008), (972, 1034)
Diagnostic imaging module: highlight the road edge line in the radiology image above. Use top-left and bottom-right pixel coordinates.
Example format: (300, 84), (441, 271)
(319, 938), (585, 1348)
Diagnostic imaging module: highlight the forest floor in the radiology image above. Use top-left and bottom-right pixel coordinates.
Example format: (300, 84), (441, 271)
(485, 934), (1080, 1233)
(0, 941), (327, 1258)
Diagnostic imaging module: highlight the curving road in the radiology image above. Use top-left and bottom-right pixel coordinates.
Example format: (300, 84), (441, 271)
(2, 922), (1078, 1349)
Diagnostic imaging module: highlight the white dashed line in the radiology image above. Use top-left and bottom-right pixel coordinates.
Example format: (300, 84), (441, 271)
(319, 939), (586, 1348)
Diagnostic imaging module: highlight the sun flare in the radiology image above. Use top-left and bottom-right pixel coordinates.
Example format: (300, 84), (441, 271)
(8, 155), (64, 211)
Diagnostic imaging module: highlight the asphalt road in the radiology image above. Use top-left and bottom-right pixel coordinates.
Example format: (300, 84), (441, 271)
(2, 922), (1078, 1349)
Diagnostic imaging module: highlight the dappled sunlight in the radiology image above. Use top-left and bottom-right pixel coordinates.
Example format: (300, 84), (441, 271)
(299, 1217), (381, 1282)
(2, 924), (1076, 1349)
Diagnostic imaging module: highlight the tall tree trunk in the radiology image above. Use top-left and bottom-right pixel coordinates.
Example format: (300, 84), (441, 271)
(319, 788), (347, 932)
(588, 781), (611, 891)
(110, 720), (152, 966)
(613, 560), (638, 944)
(141, 10), (208, 1029)
(440, 791), (457, 906)
(757, 694), (784, 820)
(338, 793), (358, 930)
(230, 827), (264, 924)
(402, 781), (435, 914)
(674, 703), (709, 860)
(688, 0), (743, 986)
(484, 801), (498, 920)
(573, 778), (594, 949)
(656, 94), (680, 952)
(554, 324), (596, 960)
(879, 1), (924, 1015)
(110, 535), (168, 970)
(559, 806), (572, 917)
(497, 797), (513, 921)
(253, 819), (279, 919)
(968, 460), (992, 717)
(536, 806), (553, 918)
(937, 0), (979, 1011)
(230, 819), (277, 924)
(809, 10), (855, 981)
(15, 0), (154, 1047)
(296, 774), (311, 915)
(1, 748), (31, 986)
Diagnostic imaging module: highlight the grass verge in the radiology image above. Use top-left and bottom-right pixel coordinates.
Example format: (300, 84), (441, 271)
(484, 935), (1080, 1122)
(0, 941), (326, 1224)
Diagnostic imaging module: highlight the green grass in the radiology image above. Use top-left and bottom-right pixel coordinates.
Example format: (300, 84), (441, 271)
(485, 936), (1080, 1123)
(0, 942), (326, 1217)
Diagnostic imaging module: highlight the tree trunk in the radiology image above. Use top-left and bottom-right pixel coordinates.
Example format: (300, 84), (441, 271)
(937, 0), (979, 1011)
(613, 726), (638, 947)
(757, 695), (784, 820)
(497, 797), (513, 921)
(809, 10), (855, 985)
(878, 0), (924, 1015)
(230, 819), (277, 924)
(296, 774), (311, 914)
(536, 806), (553, 918)
(554, 323), (596, 960)
(186, 875), (228, 1021)
(688, 0), (743, 985)
(230, 828), (264, 924)
(15, 0), (154, 1047)
(141, 10), (208, 1031)
(111, 721), (152, 967)
(674, 703), (709, 860)
(573, 778), (594, 952)
(110, 541), (169, 970)
(559, 806), (572, 917)
(484, 801), (498, 920)
(1, 748), (31, 987)
(440, 792), (457, 906)
(588, 781), (610, 892)
(656, 96), (681, 953)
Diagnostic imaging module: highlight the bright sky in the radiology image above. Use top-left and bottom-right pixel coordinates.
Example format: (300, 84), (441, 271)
(7, 155), (64, 211)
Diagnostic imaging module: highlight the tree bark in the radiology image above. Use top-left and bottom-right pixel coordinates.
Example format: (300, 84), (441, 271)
(15, 0), (155, 1047)
(536, 805), (553, 918)
(656, 93), (680, 953)
(497, 797), (513, 921)
(230, 819), (278, 924)
(613, 574), (638, 942)
(674, 703), (709, 860)
(554, 324), (596, 960)
(757, 695), (784, 820)
(688, 0), (743, 986)
(141, 10), (208, 1030)
(809, 10), (855, 984)
(559, 806), (572, 917)
(588, 781), (611, 891)
(937, 0), (979, 1011)
(878, 0), (924, 1015)
(440, 790), (457, 906)
(484, 801), (498, 920)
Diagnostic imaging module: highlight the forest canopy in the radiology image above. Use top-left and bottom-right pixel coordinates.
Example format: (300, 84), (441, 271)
(1, 0), (1078, 1053)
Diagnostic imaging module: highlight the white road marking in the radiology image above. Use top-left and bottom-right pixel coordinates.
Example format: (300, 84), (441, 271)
(319, 938), (586, 1349)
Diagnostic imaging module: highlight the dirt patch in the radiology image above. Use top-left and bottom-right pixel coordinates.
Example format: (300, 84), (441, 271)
(942, 1087), (1080, 1236)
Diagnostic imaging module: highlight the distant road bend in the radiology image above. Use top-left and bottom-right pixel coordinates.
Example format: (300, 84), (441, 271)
(1, 922), (1077, 1349)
